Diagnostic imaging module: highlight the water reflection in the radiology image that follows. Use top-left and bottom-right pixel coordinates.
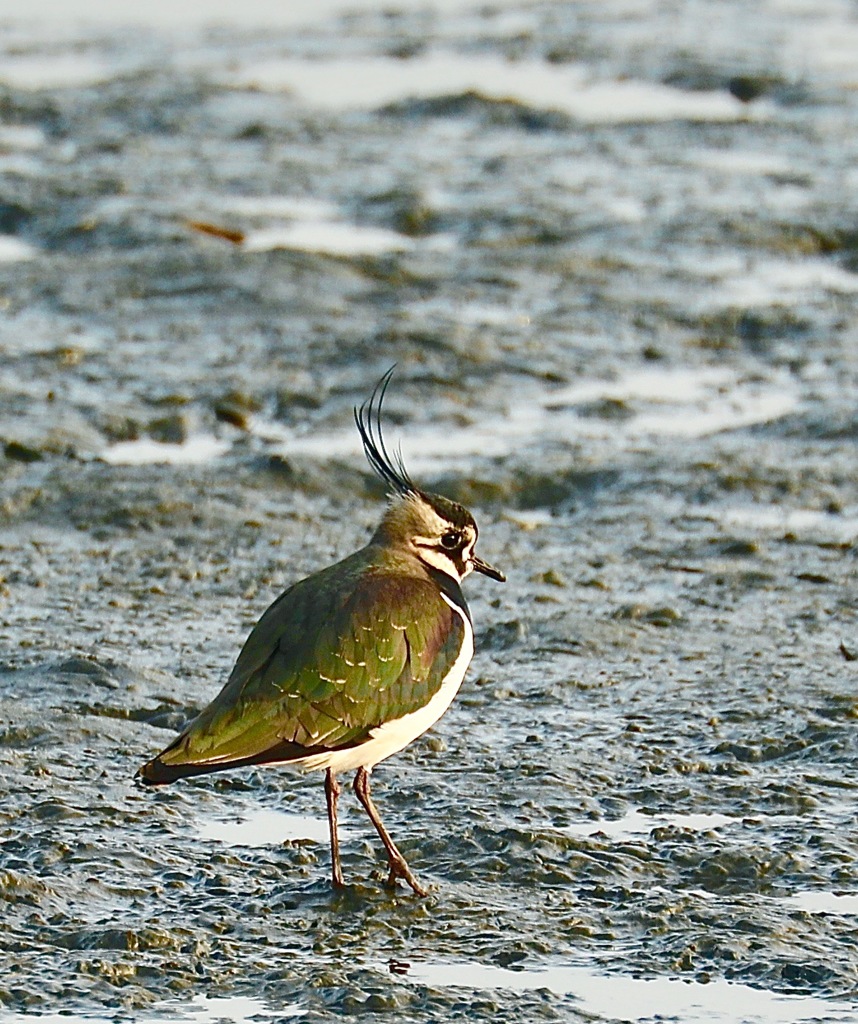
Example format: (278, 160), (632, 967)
(0, 994), (301, 1024)
(197, 808), (332, 847)
(396, 961), (858, 1024)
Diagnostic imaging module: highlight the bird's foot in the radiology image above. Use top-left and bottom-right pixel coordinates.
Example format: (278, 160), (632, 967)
(386, 857), (428, 897)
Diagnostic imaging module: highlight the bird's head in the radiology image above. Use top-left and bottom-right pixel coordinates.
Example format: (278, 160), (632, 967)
(355, 369), (505, 586)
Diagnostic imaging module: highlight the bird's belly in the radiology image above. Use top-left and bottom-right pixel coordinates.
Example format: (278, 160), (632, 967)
(298, 596), (474, 775)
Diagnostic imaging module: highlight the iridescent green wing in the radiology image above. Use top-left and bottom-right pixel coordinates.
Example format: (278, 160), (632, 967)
(156, 554), (465, 770)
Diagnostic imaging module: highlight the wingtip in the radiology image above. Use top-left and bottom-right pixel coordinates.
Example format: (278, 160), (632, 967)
(136, 757), (175, 786)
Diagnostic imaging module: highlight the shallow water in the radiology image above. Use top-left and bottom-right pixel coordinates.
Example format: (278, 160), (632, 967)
(399, 962), (858, 1023)
(1, 0), (857, 1021)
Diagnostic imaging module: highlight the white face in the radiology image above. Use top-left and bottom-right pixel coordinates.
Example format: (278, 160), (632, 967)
(409, 509), (478, 582)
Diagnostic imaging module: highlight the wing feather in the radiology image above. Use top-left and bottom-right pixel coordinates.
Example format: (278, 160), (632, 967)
(143, 547), (464, 780)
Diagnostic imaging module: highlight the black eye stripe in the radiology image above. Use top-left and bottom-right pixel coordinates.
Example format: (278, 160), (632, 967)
(415, 540), (459, 553)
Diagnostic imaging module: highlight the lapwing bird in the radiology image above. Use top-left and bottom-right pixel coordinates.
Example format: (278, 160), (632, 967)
(138, 369), (505, 896)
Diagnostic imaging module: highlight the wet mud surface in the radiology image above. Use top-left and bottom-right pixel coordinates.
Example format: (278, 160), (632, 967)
(0, 1), (856, 1021)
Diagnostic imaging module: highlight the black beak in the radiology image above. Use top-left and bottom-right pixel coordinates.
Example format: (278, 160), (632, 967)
(472, 555), (506, 583)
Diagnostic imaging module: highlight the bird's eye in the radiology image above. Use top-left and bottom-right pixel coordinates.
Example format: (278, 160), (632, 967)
(440, 530), (461, 550)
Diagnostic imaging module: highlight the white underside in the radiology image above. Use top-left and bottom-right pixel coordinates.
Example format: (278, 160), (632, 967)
(295, 593), (474, 774)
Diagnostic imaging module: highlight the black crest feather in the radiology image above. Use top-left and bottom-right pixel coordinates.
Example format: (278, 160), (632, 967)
(354, 366), (416, 497)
